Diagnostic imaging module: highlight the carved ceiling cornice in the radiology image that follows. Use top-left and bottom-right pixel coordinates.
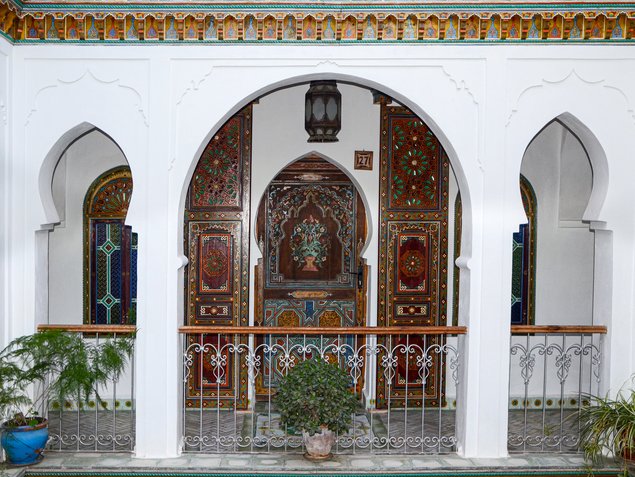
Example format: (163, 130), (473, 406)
(0, 0), (633, 43)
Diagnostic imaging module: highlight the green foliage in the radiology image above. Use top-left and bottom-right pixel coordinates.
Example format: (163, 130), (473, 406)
(579, 389), (635, 469)
(0, 330), (134, 427)
(274, 358), (358, 436)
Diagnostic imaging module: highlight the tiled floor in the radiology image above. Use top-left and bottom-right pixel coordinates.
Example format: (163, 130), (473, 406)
(47, 408), (579, 454)
(12, 451), (620, 474)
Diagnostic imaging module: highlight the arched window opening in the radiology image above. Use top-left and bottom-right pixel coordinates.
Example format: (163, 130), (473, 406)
(83, 166), (136, 325)
(510, 175), (537, 325)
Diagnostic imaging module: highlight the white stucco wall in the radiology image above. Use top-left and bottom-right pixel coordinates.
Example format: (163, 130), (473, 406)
(0, 37), (10, 350)
(520, 121), (595, 326)
(2, 42), (635, 459)
(251, 84), (380, 326)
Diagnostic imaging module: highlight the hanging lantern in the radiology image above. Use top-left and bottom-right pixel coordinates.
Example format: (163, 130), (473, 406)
(305, 81), (341, 143)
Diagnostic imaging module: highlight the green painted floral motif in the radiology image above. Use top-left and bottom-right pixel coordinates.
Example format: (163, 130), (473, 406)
(390, 118), (439, 208)
(421, 177), (436, 200)
(290, 214), (329, 272)
(201, 147), (233, 177)
(399, 149), (429, 176)
(193, 147), (240, 206)
(191, 116), (243, 208)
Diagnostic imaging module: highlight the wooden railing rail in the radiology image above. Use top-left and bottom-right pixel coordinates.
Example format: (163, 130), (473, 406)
(511, 325), (607, 335)
(37, 324), (137, 334)
(179, 325), (467, 335)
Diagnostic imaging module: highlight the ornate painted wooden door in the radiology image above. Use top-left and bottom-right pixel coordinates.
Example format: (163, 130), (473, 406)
(377, 105), (450, 408)
(254, 156), (368, 396)
(184, 105), (252, 409)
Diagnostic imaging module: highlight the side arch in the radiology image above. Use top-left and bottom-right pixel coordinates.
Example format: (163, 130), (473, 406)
(38, 123), (131, 227)
(508, 108), (609, 229)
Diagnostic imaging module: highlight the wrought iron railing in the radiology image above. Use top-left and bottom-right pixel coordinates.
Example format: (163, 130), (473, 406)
(37, 324), (136, 453)
(508, 325), (606, 453)
(179, 326), (465, 454)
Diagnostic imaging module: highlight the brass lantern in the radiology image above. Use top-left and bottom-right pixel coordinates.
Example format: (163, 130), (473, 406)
(305, 81), (341, 143)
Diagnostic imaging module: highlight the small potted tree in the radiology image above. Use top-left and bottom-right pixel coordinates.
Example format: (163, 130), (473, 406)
(274, 358), (357, 460)
(0, 329), (134, 465)
(578, 389), (635, 476)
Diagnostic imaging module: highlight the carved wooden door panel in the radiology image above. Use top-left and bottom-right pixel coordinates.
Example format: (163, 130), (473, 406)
(184, 105), (252, 409)
(377, 106), (449, 408)
(255, 156), (367, 396)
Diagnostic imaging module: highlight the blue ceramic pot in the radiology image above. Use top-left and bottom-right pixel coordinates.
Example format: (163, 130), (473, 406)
(1, 418), (48, 465)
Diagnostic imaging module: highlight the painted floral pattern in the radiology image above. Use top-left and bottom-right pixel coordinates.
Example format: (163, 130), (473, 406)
(290, 215), (330, 271)
(191, 117), (242, 208)
(390, 120), (439, 209)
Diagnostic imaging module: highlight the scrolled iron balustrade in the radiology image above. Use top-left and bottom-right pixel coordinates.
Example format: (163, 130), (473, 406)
(508, 325), (606, 454)
(180, 326), (465, 455)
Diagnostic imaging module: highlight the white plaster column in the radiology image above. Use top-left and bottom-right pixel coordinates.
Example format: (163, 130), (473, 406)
(456, 54), (519, 458)
(0, 37), (11, 349)
(133, 55), (181, 458)
(593, 155), (635, 398)
(8, 49), (39, 345)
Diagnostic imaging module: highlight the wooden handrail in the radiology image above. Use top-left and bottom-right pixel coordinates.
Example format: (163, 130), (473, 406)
(36, 324), (604, 336)
(511, 325), (607, 335)
(37, 324), (137, 334)
(178, 325), (467, 335)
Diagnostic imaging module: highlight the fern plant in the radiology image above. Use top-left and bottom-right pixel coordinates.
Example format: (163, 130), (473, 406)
(579, 390), (635, 469)
(0, 329), (134, 427)
(274, 358), (358, 436)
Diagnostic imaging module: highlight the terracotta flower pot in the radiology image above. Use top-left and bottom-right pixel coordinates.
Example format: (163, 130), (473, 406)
(302, 427), (334, 460)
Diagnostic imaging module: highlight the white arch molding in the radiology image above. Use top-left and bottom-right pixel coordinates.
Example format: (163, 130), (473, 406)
(173, 73), (479, 456)
(174, 72), (477, 320)
(506, 85), (635, 397)
(36, 123), (134, 328)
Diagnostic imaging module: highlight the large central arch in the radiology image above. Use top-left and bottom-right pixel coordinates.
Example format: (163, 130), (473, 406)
(178, 76), (473, 452)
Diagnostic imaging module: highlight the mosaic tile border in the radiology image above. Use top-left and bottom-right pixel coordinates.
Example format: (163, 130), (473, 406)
(27, 468), (619, 477)
(1, 1), (635, 43)
(508, 395), (591, 410)
(47, 396), (583, 412)
(48, 398), (135, 411)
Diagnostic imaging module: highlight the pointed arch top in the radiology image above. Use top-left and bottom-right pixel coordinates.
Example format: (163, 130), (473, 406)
(38, 122), (130, 227)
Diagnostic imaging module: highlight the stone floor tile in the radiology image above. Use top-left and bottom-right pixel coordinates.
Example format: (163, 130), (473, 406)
(440, 455), (477, 467)
(381, 458), (406, 468)
(186, 456), (222, 468)
(350, 458), (375, 468)
(2, 468), (26, 477)
(95, 456), (133, 468)
(319, 460), (343, 467)
(125, 458), (160, 467)
(284, 458), (318, 469)
(152, 458), (191, 467)
(411, 458), (445, 468)
(56, 459), (100, 468)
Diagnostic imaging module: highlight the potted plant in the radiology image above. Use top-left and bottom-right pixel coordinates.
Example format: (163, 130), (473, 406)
(578, 389), (635, 475)
(0, 329), (134, 465)
(274, 358), (358, 460)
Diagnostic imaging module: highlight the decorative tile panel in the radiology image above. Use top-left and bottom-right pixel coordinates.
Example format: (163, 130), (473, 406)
(3, 5), (631, 43)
